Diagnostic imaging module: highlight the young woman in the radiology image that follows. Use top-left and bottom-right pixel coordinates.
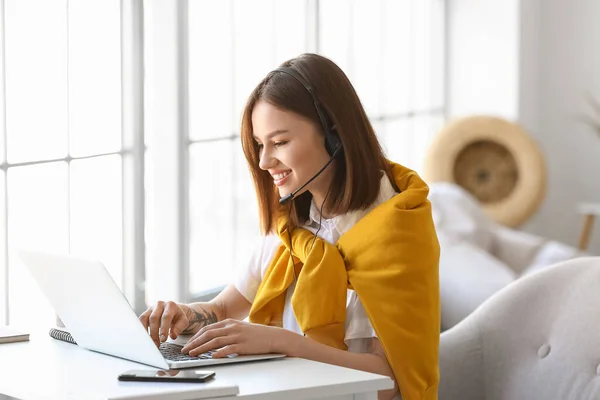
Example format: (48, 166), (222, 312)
(140, 53), (440, 400)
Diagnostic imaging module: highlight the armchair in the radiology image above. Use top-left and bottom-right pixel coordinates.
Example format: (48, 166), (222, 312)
(438, 257), (600, 400)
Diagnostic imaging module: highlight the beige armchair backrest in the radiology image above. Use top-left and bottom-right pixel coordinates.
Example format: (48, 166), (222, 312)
(439, 257), (600, 400)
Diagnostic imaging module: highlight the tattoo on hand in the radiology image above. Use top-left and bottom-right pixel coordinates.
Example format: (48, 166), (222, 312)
(183, 308), (218, 334)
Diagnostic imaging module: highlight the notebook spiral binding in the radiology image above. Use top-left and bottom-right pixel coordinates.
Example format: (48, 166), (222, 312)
(48, 328), (78, 345)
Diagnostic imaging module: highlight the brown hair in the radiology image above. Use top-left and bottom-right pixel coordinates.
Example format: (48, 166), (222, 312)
(241, 53), (393, 234)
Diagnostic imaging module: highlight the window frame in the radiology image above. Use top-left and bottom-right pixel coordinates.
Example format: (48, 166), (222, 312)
(0, 0), (146, 324)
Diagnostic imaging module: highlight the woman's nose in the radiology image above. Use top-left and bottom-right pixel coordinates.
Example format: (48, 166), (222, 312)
(259, 147), (275, 170)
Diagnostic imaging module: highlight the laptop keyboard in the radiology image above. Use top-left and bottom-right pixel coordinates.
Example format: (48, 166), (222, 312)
(159, 342), (215, 361)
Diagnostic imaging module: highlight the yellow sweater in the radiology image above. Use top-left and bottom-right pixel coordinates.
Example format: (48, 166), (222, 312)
(249, 162), (440, 400)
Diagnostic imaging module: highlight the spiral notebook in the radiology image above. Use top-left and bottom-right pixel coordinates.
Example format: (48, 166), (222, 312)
(48, 327), (77, 345)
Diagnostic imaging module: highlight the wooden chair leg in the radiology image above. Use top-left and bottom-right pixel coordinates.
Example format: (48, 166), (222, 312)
(578, 214), (595, 251)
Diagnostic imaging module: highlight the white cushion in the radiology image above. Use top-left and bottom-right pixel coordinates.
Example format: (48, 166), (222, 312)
(430, 182), (584, 330)
(430, 182), (495, 252)
(490, 225), (546, 274)
(522, 240), (583, 276)
(439, 234), (516, 330)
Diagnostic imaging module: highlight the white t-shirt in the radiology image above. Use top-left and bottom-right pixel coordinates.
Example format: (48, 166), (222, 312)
(235, 173), (397, 354)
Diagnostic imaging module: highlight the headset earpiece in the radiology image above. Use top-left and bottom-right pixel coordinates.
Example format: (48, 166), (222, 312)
(273, 67), (342, 158)
(324, 129), (341, 157)
(273, 66), (343, 205)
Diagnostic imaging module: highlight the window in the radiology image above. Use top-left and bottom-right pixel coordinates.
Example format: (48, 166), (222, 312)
(0, 0), (144, 328)
(1, 0), (445, 326)
(186, 0), (310, 298)
(184, 0), (446, 300)
(320, 0), (446, 169)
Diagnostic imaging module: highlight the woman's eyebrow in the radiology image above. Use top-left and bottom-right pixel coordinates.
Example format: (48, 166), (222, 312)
(253, 129), (289, 141)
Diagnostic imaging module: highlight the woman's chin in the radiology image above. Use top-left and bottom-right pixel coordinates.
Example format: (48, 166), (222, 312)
(277, 188), (291, 198)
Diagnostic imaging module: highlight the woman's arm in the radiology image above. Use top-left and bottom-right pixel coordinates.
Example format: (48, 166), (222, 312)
(140, 284), (252, 345)
(284, 332), (399, 400)
(182, 284), (251, 334)
(182, 319), (399, 400)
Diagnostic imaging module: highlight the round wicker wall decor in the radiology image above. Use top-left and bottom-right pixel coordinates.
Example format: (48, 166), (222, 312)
(424, 116), (547, 227)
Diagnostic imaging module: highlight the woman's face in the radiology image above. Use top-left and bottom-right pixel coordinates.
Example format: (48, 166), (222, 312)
(252, 100), (334, 201)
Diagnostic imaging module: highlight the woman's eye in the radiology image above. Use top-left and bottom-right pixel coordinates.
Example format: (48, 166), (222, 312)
(274, 141), (288, 147)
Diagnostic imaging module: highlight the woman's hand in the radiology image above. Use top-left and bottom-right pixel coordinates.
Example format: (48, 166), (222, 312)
(139, 301), (192, 347)
(181, 319), (292, 358)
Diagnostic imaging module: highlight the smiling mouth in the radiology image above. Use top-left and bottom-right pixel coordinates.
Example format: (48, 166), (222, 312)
(273, 170), (291, 186)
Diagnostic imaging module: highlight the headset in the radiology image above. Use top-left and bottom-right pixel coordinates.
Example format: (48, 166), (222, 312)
(270, 66), (343, 291)
(271, 67), (343, 206)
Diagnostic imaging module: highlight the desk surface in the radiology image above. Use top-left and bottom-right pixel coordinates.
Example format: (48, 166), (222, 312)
(0, 333), (393, 400)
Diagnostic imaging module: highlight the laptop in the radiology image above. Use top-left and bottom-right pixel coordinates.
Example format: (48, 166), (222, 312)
(17, 249), (285, 370)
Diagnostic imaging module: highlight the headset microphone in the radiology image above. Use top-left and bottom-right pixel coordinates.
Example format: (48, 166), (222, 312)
(272, 66), (343, 206)
(278, 144), (341, 205)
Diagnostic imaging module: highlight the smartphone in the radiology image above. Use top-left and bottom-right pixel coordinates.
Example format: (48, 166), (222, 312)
(118, 369), (215, 383)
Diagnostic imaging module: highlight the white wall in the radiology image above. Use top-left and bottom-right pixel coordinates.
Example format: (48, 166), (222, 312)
(446, 0), (520, 119)
(448, 0), (600, 255)
(520, 0), (600, 255)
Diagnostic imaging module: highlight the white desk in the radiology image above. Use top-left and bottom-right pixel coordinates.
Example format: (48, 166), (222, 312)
(0, 333), (393, 400)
